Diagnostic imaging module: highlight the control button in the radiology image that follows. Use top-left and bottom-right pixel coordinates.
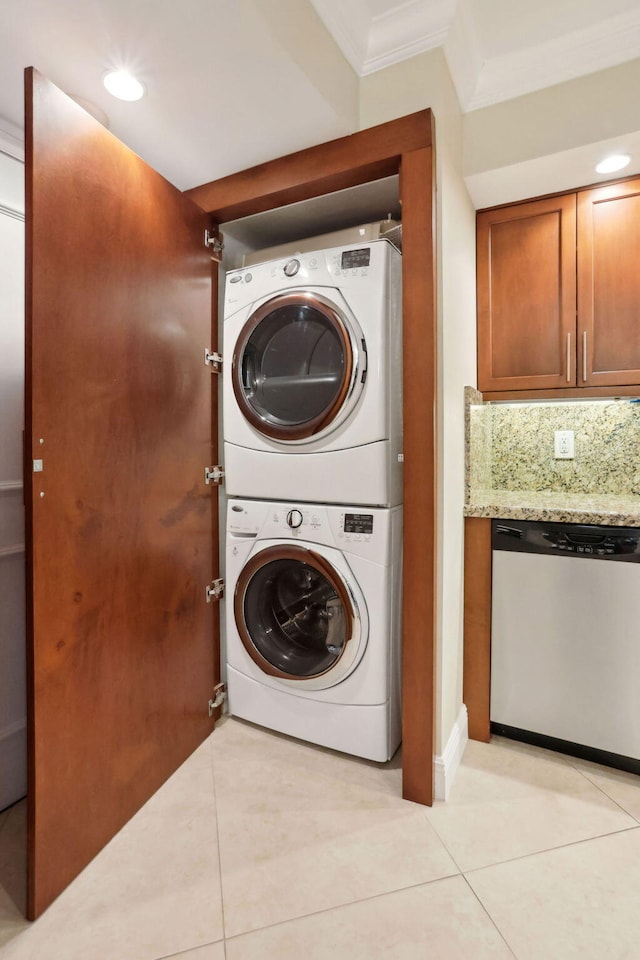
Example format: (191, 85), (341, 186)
(286, 509), (303, 529)
(244, 272), (252, 283)
(230, 275), (242, 284)
(584, 545), (593, 554)
(284, 259), (300, 277)
(309, 258), (318, 268)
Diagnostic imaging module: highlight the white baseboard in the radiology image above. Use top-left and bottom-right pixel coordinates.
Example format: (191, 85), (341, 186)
(434, 704), (468, 802)
(0, 718), (27, 811)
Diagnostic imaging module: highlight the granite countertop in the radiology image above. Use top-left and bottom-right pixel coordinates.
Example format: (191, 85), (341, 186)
(464, 490), (640, 527)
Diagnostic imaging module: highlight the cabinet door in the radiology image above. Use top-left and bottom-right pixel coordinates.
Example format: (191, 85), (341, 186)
(477, 194), (577, 392)
(578, 177), (640, 387)
(25, 69), (218, 918)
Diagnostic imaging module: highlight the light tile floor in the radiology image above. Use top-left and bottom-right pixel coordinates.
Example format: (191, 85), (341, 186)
(1, 717), (640, 959)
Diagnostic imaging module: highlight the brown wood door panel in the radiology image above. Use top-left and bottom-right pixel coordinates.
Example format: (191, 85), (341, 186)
(463, 517), (492, 743)
(477, 194), (577, 392)
(578, 177), (640, 386)
(25, 68), (218, 918)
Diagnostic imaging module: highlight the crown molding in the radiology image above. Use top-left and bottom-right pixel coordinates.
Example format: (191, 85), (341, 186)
(0, 116), (24, 161)
(310, 0), (455, 77)
(465, 7), (640, 111)
(363, 0), (455, 75)
(308, 0), (371, 74)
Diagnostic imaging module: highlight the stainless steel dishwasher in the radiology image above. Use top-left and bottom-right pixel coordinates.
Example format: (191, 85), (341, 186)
(491, 518), (640, 773)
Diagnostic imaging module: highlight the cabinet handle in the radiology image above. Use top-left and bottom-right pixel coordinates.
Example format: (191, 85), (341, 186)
(566, 332), (571, 382)
(582, 331), (588, 382)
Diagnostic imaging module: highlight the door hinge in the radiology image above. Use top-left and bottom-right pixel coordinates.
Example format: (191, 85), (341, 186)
(206, 578), (225, 602)
(204, 348), (223, 372)
(204, 229), (224, 262)
(205, 465), (224, 485)
(208, 682), (226, 716)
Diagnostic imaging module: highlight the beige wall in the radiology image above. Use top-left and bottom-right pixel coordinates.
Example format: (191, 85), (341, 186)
(360, 50), (477, 758)
(462, 58), (640, 208)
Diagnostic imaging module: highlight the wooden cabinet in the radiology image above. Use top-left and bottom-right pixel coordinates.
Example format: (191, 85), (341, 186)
(578, 177), (640, 388)
(477, 175), (640, 395)
(477, 194), (577, 392)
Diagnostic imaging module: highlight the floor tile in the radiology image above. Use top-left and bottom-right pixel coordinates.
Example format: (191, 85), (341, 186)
(0, 738), (223, 960)
(426, 737), (638, 871)
(164, 943), (226, 959)
(0, 800), (27, 920)
(211, 716), (403, 798)
(468, 827), (640, 959)
(212, 718), (458, 937)
(225, 875), (514, 959)
(565, 756), (640, 822)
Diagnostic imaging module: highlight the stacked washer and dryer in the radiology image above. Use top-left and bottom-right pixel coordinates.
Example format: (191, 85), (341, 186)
(222, 231), (403, 762)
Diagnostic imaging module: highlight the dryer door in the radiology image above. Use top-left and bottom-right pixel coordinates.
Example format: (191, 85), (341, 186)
(231, 291), (364, 442)
(234, 543), (365, 690)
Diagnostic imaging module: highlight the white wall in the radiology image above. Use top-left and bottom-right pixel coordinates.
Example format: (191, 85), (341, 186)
(360, 49), (477, 782)
(0, 149), (26, 811)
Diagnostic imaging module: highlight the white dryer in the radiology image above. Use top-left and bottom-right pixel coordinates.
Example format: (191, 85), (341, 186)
(225, 498), (402, 762)
(222, 239), (402, 507)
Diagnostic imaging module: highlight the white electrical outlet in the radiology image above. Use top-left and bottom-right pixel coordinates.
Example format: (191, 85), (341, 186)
(554, 430), (575, 459)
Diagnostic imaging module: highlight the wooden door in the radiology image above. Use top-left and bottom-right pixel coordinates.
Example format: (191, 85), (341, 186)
(578, 177), (640, 387)
(24, 69), (219, 919)
(477, 194), (577, 393)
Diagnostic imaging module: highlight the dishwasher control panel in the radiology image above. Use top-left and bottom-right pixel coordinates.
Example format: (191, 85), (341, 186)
(492, 520), (640, 562)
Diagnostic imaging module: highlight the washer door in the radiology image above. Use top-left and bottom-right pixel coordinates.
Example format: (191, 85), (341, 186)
(234, 543), (365, 690)
(231, 291), (364, 442)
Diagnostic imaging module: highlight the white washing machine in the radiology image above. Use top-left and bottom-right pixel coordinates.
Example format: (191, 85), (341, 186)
(225, 497), (402, 762)
(222, 239), (402, 507)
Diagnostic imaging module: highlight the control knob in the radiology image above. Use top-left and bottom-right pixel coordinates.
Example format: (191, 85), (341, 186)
(284, 258), (300, 277)
(286, 509), (303, 529)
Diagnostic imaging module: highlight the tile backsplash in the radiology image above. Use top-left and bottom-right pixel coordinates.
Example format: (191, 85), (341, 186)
(468, 390), (640, 497)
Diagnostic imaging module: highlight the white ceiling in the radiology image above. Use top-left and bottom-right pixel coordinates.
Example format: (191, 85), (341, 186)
(1, 0), (640, 198)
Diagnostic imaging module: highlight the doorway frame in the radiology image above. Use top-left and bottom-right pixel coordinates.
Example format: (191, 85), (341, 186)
(186, 109), (437, 804)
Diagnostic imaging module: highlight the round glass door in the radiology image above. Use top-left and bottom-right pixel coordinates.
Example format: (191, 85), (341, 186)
(232, 292), (357, 441)
(234, 545), (356, 682)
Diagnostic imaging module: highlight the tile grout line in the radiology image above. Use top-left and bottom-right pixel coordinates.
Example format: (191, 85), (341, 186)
(462, 822), (640, 878)
(461, 872), (519, 959)
(210, 731), (229, 959)
(221, 869), (467, 944)
(563, 758), (640, 825)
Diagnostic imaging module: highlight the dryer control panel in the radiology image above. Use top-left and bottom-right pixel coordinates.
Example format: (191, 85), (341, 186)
(344, 513), (374, 537)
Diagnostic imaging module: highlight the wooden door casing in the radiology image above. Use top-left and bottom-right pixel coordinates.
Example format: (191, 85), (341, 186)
(578, 176), (640, 387)
(186, 110), (437, 807)
(477, 194), (577, 393)
(25, 69), (219, 918)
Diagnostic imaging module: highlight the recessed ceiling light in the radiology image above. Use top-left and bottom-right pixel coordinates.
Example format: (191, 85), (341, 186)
(595, 154), (631, 174)
(103, 70), (145, 102)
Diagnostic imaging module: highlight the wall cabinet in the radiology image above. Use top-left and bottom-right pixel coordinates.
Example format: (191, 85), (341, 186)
(477, 175), (640, 395)
(578, 177), (640, 388)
